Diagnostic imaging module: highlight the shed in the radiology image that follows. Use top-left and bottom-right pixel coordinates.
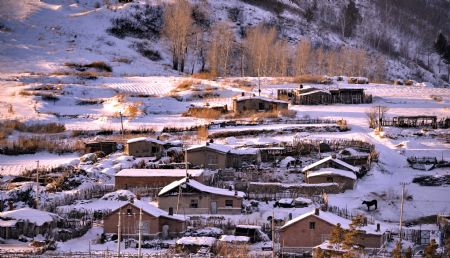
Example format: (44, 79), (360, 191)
(85, 141), (117, 155)
(306, 168), (356, 191)
(0, 208), (60, 239)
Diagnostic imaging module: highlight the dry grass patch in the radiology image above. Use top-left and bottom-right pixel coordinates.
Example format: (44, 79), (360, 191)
(291, 74), (326, 84)
(191, 72), (216, 80)
(171, 79), (198, 93)
(183, 108), (222, 119)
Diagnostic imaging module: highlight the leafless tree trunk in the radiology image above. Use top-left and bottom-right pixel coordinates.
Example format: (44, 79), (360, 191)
(163, 0), (193, 72)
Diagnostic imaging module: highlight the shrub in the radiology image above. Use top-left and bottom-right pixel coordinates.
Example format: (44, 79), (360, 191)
(172, 80), (195, 92)
(191, 72), (216, 80)
(183, 108), (222, 119)
(107, 4), (163, 39)
(0, 137), (82, 155)
(76, 99), (105, 105)
(65, 61), (112, 72)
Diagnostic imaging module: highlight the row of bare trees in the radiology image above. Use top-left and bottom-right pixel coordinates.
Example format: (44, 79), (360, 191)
(162, 0), (386, 81)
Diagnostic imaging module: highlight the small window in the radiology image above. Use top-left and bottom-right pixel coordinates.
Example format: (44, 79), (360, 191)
(151, 146), (158, 153)
(309, 222), (315, 230)
(207, 154), (218, 165)
(259, 102), (264, 110)
(225, 200), (233, 207)
(327, 176), (334, 182)
(126, 208), (133, 215)
(190, 199), (199, 208)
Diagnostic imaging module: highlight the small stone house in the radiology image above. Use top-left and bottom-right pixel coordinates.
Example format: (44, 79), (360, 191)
(302, 155), (360, 175)
(0, 208), (60, 239)
(306, 168), (356, 191)
(187, 142), (260, 170)
(280, 209), (385, 249)
(114, 169), (205, 190)
(126, 137), (165, 157)
(84, 141), (117, 155)
(103, 200), (185, 239)
(158, 177), (245, 215)
(232, 95), (289, 114)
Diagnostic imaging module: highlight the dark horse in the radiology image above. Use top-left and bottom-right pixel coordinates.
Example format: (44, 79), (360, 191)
(362, 200), (377, 211)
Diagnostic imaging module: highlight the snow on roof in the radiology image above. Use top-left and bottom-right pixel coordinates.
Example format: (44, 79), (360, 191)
(294, 197), (313, 204)
(278, 198), (294, 204)
(115, 200), (185, 221)
(298, 89), (331, 96)
(307, 168), (357, 180)
(234, 95), (288, 104)
(301, 156), (359, 173)
(219, 235), (250, 243)
(0, 208), (59, 226)
(115, 169), (204, 178)
(158, 178), (245, 198)
(187, 143), (258, 155)
(236, 224), (261, 229)
(281, 209), (384, 235)
(126, 137), (165, 145)
(176, 236), (216, 246)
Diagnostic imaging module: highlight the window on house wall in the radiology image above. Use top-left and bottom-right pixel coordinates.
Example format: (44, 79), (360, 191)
(225, 200), (233, 207)
(327, 176), (334, 182)
(259, 102), (264, 110)
(190, 199), (199, 208)
(309, 222), (315, 230)
(127, 208), (133, 216)
(207, 154), (218, 165)
(151, 146), (158, 153)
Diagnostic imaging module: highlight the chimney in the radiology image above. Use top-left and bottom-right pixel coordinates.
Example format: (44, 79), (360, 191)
(206, 142), (209, 146)
(228, 186), (233, 191)
(235, 190), (238, 196)
(376, 223), (380, 232)
(136, 193), (141, 200)
(209, 138), (214, 143)
(241, 92), (245, 97)
(130, 197), (134, 204)
(315, 208), (320, 216)
(331, 154), (337, 159)
(289, 213), (293, 220)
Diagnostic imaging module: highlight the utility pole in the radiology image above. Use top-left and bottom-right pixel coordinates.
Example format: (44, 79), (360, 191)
(119, 111), (124, 138)
(138, 208), (142, 258)
(35, 160), (39, 210)
(272, 210), (275, 258)
(117, 208), (122, 257)
(399, 182), (406, 256)
(184, 145), (188, 177)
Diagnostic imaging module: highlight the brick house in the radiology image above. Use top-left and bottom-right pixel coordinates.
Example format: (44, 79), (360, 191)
(306, 168), (356, 191)
(114, 169), (204, 190)
(187, 142), (260, 170)
(158, 177), (245, 215)
(280, 209), (385, 249)
(232, 95), (289, 114)
(103, 200), (185, 239)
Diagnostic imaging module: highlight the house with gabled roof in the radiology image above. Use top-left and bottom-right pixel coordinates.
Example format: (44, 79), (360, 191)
(280, 209), (386, 249)
(103, 200), (185, 239)
(306, 168), (356, 191)
(126, 137), (181, 158)
(187, 142), (260, 170)
(302, 155), (359, 174)
(158, 177), (245, 215)
(232, 95), (289, 114)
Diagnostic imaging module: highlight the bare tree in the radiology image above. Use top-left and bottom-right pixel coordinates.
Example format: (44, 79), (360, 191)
(294, 39), (312, 76)
(366, 105), (389, 129)
(163, 0), (193, 72)
(208, 22), (235, 77)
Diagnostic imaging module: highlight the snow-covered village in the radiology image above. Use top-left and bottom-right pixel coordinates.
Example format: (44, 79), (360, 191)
(0, 0), (449, 257)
